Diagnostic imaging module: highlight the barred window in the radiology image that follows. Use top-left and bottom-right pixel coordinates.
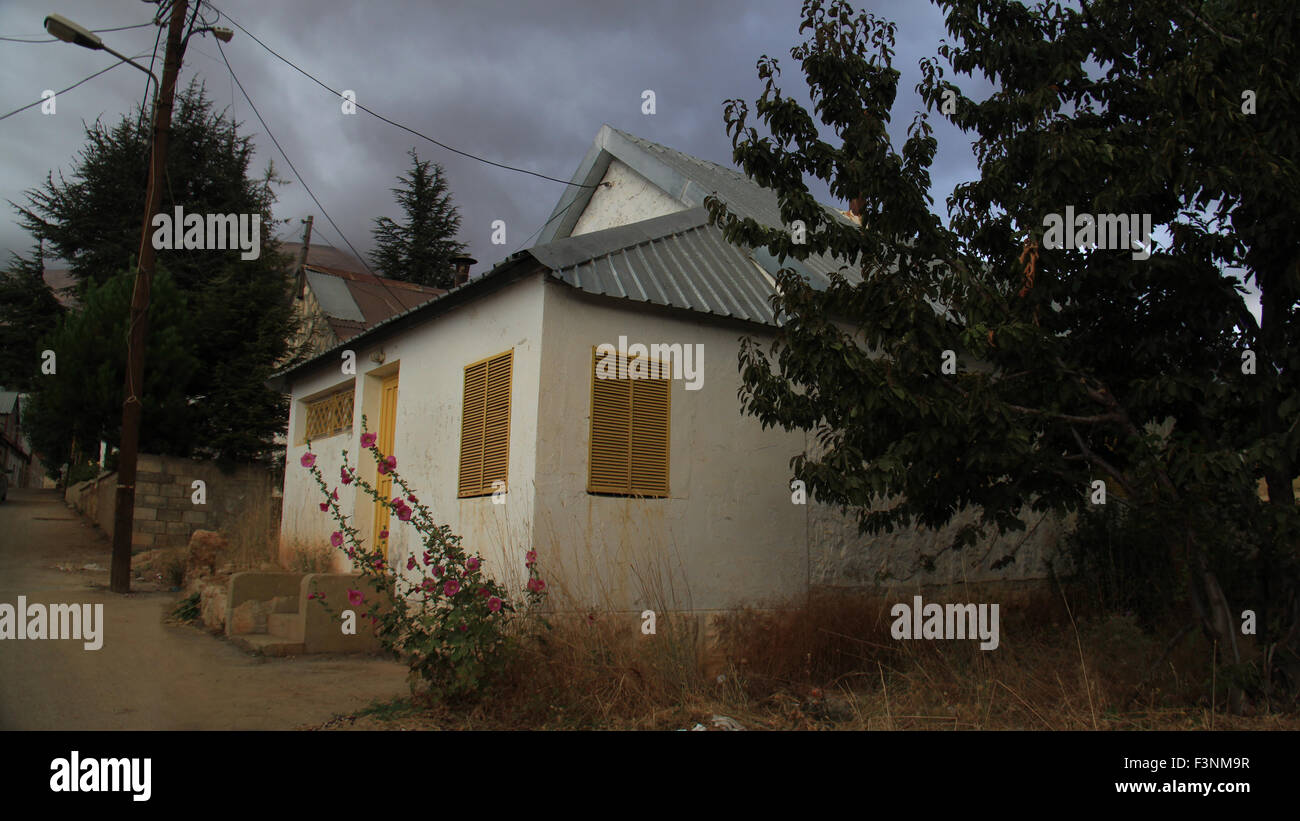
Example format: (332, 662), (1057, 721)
(302, 388), (354, 442)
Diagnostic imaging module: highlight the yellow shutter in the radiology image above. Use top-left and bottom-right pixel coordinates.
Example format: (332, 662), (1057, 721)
(588, 347), (670, 496)
(459, 350), (512, 497)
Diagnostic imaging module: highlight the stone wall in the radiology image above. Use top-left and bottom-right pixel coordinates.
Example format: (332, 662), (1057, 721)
(808, 499), (1074, 590)
(66, 453), (281, 551)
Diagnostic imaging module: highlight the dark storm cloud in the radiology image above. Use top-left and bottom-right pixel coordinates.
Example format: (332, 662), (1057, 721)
(0, 0), (977, 273)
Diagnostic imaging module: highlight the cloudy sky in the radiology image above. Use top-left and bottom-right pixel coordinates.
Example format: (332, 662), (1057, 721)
(0, 0), (982, 274)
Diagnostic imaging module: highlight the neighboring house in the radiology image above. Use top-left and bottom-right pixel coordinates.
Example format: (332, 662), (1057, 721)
(270, 125), (1065, 614)
(279, 241), (445, 361)
(0, 390), (34, 489)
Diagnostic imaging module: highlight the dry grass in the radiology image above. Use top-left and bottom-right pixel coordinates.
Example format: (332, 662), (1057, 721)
(223, 492), (281, 570)
(281, 539), (336, 574)
(321, 582), (1300, 731)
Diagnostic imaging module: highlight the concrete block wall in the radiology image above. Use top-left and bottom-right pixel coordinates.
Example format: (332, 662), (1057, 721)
(66, 453), (282, 551)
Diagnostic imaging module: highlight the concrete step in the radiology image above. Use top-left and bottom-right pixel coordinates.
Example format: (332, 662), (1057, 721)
(267, 612), (304, 642)
(230, 633), (305, 657)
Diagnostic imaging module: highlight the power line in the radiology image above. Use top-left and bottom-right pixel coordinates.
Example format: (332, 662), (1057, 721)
(0, 21), (156, 43)
(213, 37), (413, 313)
(205, 3), (596, 190)
(0, 53), (151, 122)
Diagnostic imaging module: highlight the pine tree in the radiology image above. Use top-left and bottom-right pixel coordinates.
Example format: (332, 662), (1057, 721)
(370, 149), (467, 288)
(11, 80), (296, 464)
(0, 245), (64, 392)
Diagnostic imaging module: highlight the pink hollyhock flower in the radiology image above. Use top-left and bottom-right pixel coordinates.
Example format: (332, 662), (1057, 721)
(377, 455), (397, 474)
(467, 557), (480, 571)
(459, 624), (468, 632)
(406, 556), (416, 570)
(478, 587), (489, 597)
(421, 579), (435, 592)
(444, 579), (460, 597)
(398, 507), (412, 522)
(525, 550), (537, 567)
(373, 557), (385, 570)
(300, 452), (316, 468)
(347, 589), (364, 607)
(307, 592), (320, 600)
(422, 550), (432, 565)
(379, 529), (388, 539)
(330, 531), (343, 547)
(346, 547), (355, 559)
(528, 578), (546, 593)
(341, 466), (353, 485)
(360, 432), (377, 448)
(332, 488), (339, 500)
(488, 597), (502, 613)
(433, 565), (444, 578)
(407, 494), (418, 503)
(319, 502), (329, 511)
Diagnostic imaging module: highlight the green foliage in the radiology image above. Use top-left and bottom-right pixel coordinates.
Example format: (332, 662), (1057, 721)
(369, 148), (467, 288)
(11, 81), (296, 464)
(712, 0), (1299, 685)
(23, 266), (196, 475)
(172, 592), (201, 623)
(0, 246), (64, 392)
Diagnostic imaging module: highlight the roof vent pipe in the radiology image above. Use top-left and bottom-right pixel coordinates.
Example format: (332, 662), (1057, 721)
(450, 256), (477, 287)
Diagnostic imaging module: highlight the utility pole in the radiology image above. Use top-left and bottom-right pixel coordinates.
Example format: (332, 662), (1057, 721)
(295, 215), (314, 300)
(109, 0), (190, 593)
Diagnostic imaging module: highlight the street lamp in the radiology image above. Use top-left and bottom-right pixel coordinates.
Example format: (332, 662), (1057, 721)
(44, 13), (158, 91)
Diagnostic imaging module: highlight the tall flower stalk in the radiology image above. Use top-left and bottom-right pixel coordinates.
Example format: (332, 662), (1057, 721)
(300, 417), (546, 700)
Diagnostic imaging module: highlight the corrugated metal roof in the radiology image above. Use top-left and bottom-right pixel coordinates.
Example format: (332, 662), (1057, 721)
(305, 269), (366, 321)
(0, 391), (18, 415)
(531, 207), (777, 325)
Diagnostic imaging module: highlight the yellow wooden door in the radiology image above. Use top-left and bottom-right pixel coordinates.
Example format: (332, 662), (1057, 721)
(373, 373), (399, 559)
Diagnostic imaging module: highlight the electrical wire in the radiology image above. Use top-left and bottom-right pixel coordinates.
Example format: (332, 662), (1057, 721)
(0, 52), (152, 122)
(204, 2), (596, 190)
(213, 37), (414, 313)
(0, 21), (156, 43)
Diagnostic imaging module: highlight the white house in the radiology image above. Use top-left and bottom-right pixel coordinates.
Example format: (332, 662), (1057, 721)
(270, 125), (1065, 615)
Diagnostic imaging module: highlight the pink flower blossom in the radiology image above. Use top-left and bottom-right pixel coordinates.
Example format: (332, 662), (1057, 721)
(444, 579), (460, 597)
(406, 556), (416, 570)
(459, 624), (468, 632)
(488, 597), (502, 613)
(380, 529), (388, 539)
(525, 550), (537, 567)
(347, 589), (364, 607)
(397, 507), (412, 522)
(346, 547), (355, 559)
(433, 565), (444, 578)
(422, 550), (433, 565)
(377, 455), (397, 475)
(319, 502), (329, 511)
(407, 494), (418, 503)
(307, 592), (321, 600)
(300, 452), (316, 468)
(330, 531), (343, 547)
(467, 557), (480, 571)
(478, 587), (489, 597)
(360, 432), (377, 448)
(528, 578), (546, 593)
(421, 579), (435, 592)
(332, 488), (339, 500)
(373, 557), (385, 570)
(341, 466), (353, 485)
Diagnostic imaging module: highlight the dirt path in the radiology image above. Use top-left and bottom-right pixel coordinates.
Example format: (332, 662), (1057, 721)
(0, 488), (408, 729)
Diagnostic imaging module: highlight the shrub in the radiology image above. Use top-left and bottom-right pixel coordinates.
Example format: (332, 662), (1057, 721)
(299, 419), (546, 702)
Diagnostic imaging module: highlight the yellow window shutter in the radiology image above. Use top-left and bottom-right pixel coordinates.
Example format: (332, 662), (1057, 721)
(588, 347), (669, 496)
(458, 360), (487, 496)
(459, 350), (512, 497)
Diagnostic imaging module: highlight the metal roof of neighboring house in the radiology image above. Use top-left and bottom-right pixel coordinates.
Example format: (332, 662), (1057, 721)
(279, 241), (368, 272)
(0, 391), (18, 415)
(271, 125), (861, 388)
(301, 264), (445, 342)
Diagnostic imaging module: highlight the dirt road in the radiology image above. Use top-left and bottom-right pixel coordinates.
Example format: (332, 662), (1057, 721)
(0, 488), (408, 729)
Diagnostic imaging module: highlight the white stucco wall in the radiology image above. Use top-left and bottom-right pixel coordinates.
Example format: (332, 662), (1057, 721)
(532, 282), (809, 613)
(281, 275), (546, 588)
(570, 159), (687, 236)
